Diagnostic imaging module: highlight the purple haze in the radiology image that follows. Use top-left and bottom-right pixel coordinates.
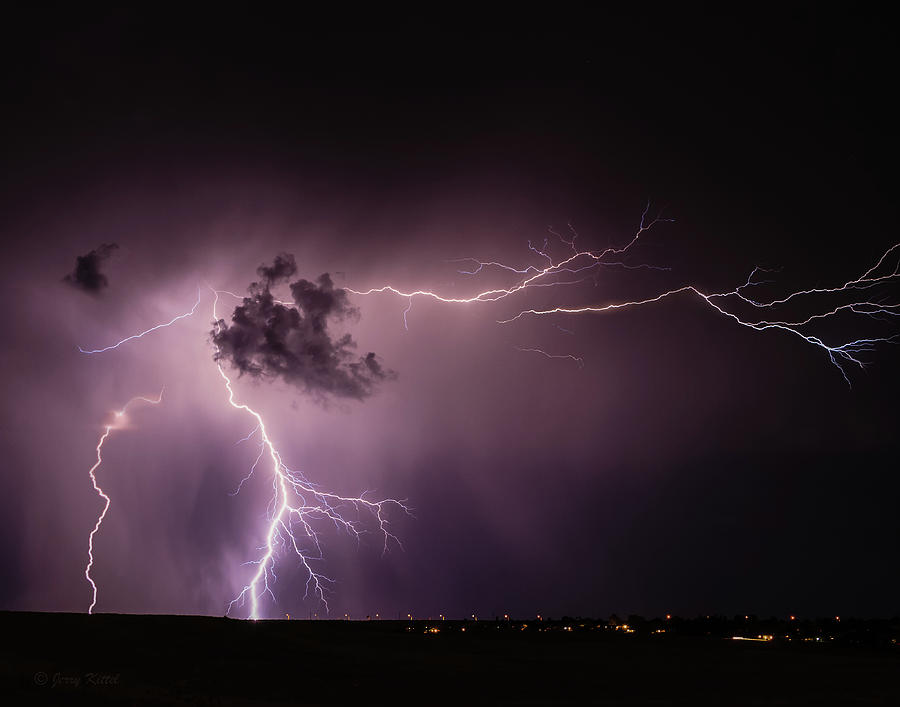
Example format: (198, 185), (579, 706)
(1, 10), (898, 621)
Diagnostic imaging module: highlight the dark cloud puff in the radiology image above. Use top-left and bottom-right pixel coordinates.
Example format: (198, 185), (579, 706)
(212, 255), (395, 400)
(63, 243), (119, 294)
(256, 252), (297, 286)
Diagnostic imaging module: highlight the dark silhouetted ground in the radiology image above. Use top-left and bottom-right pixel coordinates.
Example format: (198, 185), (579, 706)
(2, 611), (899, 705)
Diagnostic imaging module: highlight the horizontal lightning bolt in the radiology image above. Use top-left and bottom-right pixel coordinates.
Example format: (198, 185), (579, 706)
(515, 346), (584, 368)
(348, 203), (672, 304)
(349, 204), (899, 385)
(500, 274), (899, 385)
(73, 208), (897, 620)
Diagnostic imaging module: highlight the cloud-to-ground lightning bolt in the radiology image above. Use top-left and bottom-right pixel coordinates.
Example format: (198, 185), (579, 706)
(209, 290), (409, 619)
(73, 206), (897, 618)
(349, 205), (899, 385)
(78, 287), (409, 619)
(85, 389), (164, 614)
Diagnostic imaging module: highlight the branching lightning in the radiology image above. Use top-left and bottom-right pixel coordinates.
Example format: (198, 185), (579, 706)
(85, 389), (164, 614)
(349, 205), (674, 305)
(210, 288), (409, 619)
(74, 203), (898, 619)
(78, 286), (409, 620)
(350, 204), (900, 385)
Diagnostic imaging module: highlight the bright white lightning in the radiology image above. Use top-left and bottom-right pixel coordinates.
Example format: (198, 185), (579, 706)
(211, 289), (409, 619)
(78, 289), (202, 354)
(349, 205), (900, 385)
(74, 207), (897, 619)
(78, 286), (409, 619)
(85, 389), (164, 614)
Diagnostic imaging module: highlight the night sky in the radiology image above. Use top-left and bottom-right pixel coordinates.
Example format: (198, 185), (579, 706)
(1, 7), (898, 620)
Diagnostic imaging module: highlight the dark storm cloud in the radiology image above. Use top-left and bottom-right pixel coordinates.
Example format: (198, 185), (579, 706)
(256, 252), (297, 286)
(63, 243), (119, 294)
(212, 255), (394, 400)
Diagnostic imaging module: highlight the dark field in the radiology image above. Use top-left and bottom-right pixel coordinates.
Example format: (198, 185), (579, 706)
(2, 612), (898, 705)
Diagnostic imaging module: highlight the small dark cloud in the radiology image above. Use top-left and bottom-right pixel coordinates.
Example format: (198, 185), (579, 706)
(256, 252), (297, 287)
(63, 243), (118, 294)
(212, 255), (395, 400)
